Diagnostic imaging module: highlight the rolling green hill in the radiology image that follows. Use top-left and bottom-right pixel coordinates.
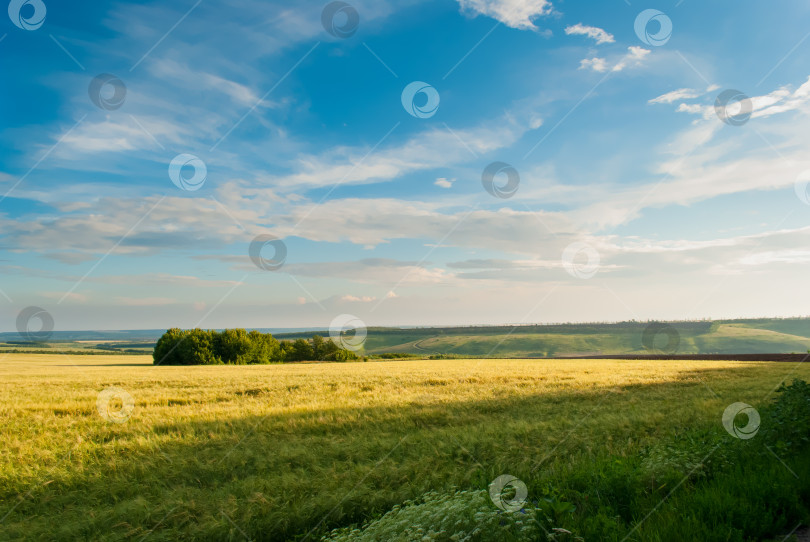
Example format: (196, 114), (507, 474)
(276, 318), (810, 358)
(5, 318), (810, 358)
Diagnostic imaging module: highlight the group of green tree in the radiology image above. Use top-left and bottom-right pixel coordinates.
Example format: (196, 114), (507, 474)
(152, 328), (360, 365)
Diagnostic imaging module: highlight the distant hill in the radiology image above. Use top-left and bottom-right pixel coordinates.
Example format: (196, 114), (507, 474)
(3, 318), (810, 357)
(277, 318), (810, 358)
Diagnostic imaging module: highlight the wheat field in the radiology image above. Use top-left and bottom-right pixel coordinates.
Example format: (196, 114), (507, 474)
(1, 354), (807, 540)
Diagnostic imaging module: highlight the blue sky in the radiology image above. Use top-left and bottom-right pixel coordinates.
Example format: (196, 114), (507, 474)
(3, 0), (810, 331)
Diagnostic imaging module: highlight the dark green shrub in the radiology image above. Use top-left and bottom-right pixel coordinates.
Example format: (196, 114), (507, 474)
(152, 329), (356, 365)
(214, 328), (252, 364)
(247, 330), (280, 363)
(762, 379), (810, 455)
(152, 327), (185, 365)
(177, 329), (219, 365)
(373, 353), (420, 359)
(288, 338), (315, 362)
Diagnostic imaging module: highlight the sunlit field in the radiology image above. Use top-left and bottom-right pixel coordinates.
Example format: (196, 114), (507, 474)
(1, 355), (808, 541)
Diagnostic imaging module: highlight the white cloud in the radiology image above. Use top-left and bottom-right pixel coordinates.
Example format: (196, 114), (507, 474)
(572, 112), (810, 230)
(340, 294), (377, 302)
(754, 77), (810, 118)
(456, 0), (553, 30)
(673, 76), (810, 122)
(56, 115), (190, 157)
(564, 23), (614, 44)
(739, 248), (810, 266)
(149, 59), (274, 109)
(579, 47), (649, 73)
(619, 227), (810, 277)
(59, 120), (150, 154)
(283, 258), (456, 286)
(649, 88), (702, 104)
(579, 57), (608, 72)
(270, 198), (575, 256)
(676, 103), (704, 114)
(11, 74), (810, 272)
(435, 177), (456, 188)
(612, 46), (650, 72)
(270, 111), (534, 189)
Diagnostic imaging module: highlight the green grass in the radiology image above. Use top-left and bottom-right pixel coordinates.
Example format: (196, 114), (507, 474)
(730, 318), (810, 339)
(358, 319), (810, 357)
(692, 324), (810, 354)
(0, 354), (808, 540)
(0, 340), (154, 355)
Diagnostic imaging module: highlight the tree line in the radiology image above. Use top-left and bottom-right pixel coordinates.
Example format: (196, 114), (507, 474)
(152, 328), (360, 365)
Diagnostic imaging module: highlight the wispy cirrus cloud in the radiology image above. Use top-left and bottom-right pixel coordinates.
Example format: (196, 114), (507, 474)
(649, 88), (702, 104)
(671, 76), (810, 121)
(579, 46), (650, 73)
(269, 111), (537, 189)
(564, 23), (614, 44)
